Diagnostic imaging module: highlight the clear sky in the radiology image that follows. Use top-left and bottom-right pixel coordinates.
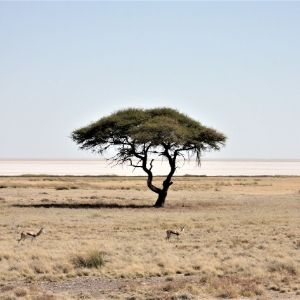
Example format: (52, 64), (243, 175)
(0, 2), (299, 159)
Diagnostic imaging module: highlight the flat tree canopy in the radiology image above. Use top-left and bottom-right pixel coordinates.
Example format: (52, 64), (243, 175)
(72, 107), (226, 207)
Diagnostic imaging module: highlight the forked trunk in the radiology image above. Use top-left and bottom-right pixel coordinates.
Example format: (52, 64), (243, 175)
(141, 148), (176, 208)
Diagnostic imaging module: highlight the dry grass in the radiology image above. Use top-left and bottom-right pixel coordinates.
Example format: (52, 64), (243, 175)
(72, 250), (105, 269)
(0, 176), (299, 299)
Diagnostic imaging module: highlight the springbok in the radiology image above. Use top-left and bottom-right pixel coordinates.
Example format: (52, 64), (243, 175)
(18, 228), (44, 243)
(166, 226), (185, 240)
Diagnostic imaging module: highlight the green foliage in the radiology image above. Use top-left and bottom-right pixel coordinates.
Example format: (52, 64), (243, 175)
(72, 107), (226, 163)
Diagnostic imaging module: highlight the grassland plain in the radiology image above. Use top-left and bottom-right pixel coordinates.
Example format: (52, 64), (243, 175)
(0, 176), (299, 299)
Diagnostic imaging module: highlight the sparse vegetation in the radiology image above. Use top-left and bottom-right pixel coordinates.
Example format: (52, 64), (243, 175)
(72, 250), (105, 269)
(0, 176), (299, 299)
(211, 276), (264, 298)
(55, 186), (69, 190)
(268, 260), (298, 276)
(14, 288), (27, 297)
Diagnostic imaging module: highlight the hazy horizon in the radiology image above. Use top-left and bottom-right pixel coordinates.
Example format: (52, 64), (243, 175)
(1, 2), (299, 160)
(1, 159), (300, 176)
(1, 158), (300, 162)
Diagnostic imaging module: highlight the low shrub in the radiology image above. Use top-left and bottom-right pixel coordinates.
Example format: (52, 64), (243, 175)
(268, 261), (298, 276)
(55, 186), (69, 191)
(14, 288), (27, 297)
(72, 250), (105, 269)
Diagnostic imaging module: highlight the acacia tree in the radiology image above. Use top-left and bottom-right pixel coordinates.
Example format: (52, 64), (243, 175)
(72, 108), (226, 207)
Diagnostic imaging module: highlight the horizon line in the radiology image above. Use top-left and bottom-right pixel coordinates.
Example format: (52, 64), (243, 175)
(1, 158), (300, 162)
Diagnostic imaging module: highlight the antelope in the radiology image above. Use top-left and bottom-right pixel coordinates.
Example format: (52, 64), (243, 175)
(18, 228), (44, 243)
(166, 226), (185, 240)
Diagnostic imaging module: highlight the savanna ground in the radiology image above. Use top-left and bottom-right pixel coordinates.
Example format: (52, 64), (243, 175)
(0, 176), (299, 300)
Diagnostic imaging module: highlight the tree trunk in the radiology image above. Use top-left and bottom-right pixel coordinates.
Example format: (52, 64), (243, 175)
(139, 148), (175, 208)
(154, 190), (168, 208)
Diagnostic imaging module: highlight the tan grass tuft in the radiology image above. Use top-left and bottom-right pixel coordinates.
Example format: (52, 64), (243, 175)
(72, 250), (105, 269)
(268, 260), (298, 276)
(55, 186), (69, 190)
(210, 276), (264, 298)
(14, 287), (28, 297)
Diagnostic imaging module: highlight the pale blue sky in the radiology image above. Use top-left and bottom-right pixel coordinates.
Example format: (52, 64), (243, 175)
(0, 2), (299, 159)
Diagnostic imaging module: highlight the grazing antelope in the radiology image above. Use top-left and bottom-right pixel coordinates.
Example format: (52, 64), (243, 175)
(18, 228), (44, 243)
(166, 226), (185, 240)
